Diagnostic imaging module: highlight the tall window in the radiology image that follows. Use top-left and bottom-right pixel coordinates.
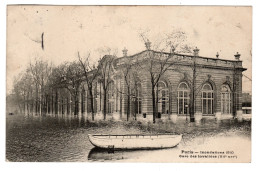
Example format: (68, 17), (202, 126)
(157, 81), (169, 114)
(221, 84), (231, 114)
(136, 83), (142, 114)
(202, 83), (214, 115)
(93, 83), (98, 113)
(178, 82), (190, 115)
(108, 81), (114, 114)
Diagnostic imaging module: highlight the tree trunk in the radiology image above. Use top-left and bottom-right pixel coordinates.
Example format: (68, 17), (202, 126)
(156, 84), (159, 118)
(103, 91), (107, 120)
(190, 61), (196, 122)
(152, 86), (156, 123)
(23, 95), (26, 114)
(127, 87), (130, 121)
(134, 94), (138, 121)
(67, 96), (69, 115)
(39, 89), (42, 115)
(89, 87), (95, 121)
(51, 91), (54, 114)
(61, 98), (64, 114)
(74, 96), (78, 115)
(26, 92), (29, 115)
(36, 86), (38, 114)
(120, 93), (122, 118)
(55, 90), (58, 114)
(57, 90), (60, 115)
(32, 101), (34, 115)
(69, 93), (72, 115)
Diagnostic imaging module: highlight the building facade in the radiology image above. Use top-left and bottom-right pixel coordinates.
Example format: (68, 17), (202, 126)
(242, 92), (252, 114)
(78, 45), (246, 122)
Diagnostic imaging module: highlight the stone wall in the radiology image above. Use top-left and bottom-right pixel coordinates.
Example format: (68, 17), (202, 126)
(115, 52), (244, 119)
(81, 50), (245, 121)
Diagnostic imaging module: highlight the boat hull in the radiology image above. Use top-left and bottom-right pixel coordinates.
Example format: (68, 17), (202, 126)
(88, 134), (182, 150)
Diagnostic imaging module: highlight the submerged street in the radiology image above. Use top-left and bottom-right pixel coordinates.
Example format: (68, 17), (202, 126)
(6, 114), (251, 162)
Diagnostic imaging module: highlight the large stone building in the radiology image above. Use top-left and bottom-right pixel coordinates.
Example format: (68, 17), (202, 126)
(78, 42), (246, 122)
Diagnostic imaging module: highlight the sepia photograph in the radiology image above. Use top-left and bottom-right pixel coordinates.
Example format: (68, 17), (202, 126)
(5, 5), (252, 163)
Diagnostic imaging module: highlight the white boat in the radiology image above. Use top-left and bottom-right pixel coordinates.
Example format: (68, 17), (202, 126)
(88, 134), (182, 150)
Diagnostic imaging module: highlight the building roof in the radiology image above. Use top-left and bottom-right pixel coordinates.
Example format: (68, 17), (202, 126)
(114, 49), (247, 71)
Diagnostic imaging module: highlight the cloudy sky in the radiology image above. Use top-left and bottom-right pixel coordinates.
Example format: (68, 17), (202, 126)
(6, 6), (252, 93)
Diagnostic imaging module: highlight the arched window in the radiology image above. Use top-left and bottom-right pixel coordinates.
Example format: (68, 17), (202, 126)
(177, 82), (190, 115)
(136, 83), (142, 114)
(221, 84), (231, 114)
(157, 81), (169, 114)
(108, 81), (114, 114)
(202, 83), (214, 115)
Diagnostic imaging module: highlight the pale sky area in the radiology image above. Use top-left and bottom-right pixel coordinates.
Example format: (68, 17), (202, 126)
(6, 6), (252, 94)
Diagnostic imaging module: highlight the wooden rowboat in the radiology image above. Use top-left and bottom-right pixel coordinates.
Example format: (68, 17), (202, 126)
(88, 134), (182, 150)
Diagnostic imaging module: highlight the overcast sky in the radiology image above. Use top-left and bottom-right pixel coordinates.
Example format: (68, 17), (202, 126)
(6, 6), (252, 93)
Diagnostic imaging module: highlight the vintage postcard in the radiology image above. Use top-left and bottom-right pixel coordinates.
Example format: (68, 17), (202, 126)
(6, 5), (252, 162)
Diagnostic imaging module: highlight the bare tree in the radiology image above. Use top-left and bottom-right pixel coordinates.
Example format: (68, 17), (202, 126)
(138, 30), (193, 123)
(118, 58), (132, 121)
(10, 69), (35, 114)
(78, 52), (100, 121)
(51, 62), (83, 115)
(115, 56), (143, 121)
(63, 62), (83, 115)
(29, 59), (52, 115)
(98, 55), (115, 120)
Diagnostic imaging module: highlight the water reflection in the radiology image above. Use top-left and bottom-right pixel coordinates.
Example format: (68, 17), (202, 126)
(87, 147), (180, 162)
(88, 148), (128, 161)
(6, 113), (251, 162)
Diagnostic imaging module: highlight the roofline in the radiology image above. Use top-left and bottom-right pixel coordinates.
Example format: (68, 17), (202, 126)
(116, 49), (243, 63)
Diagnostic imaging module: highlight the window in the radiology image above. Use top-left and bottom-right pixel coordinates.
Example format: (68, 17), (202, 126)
(156, 81), (169, 114)
(108, 81), (114, 114)
(221, 85), (231, 114)
(178, 82), (190, 115)
(136, 83), (142, 114)
(202, 83), (214, 115)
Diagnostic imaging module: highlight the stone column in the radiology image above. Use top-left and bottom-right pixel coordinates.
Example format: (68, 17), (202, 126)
(170, 89), (178, 123)
(141, 78), (150, 119)
(121, 78), (126, 118)
(100, 83), (103, 114)
(234, 53), (243, 121)
(237, 73), (243, 121)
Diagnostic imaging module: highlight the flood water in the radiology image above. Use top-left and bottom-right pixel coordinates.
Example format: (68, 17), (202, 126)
(6, 113), (251, 162)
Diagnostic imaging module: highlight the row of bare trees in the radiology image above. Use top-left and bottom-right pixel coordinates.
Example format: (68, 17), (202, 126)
(9, 51), (116, 121)
(9, 30), (206, 123)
